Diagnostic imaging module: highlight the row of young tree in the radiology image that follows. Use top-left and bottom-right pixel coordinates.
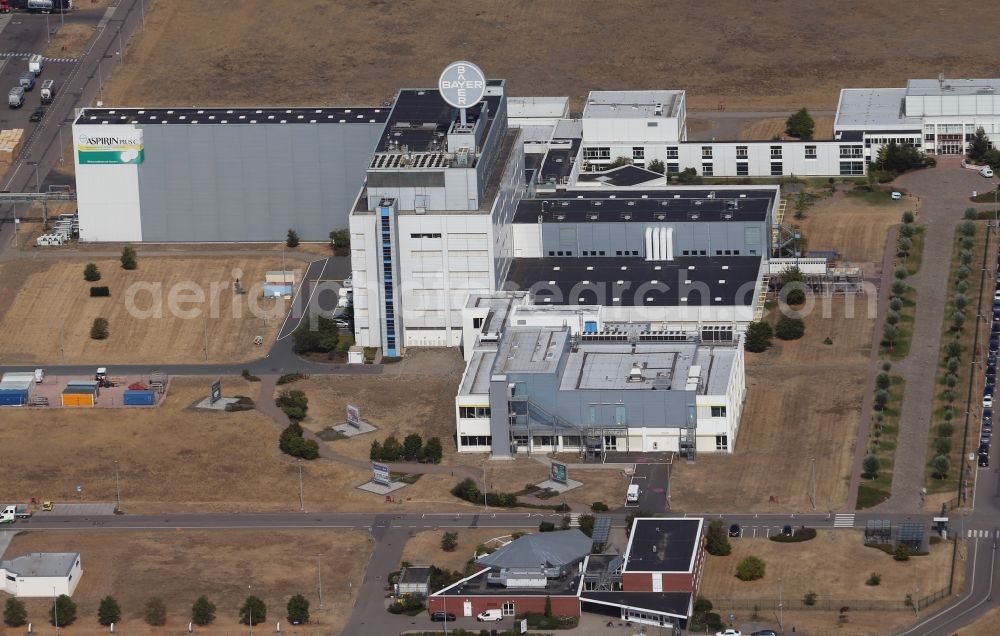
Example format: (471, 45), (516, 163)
(369, 433), (443, 463)
(3, 594), (312, 628)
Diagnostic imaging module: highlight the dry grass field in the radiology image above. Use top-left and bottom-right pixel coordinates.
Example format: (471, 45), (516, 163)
(43, 23), (95, 58)
(700, 532), (955, 602)
(100, 1), (1000, 111)
(0, 256), (289, 364)
(738, 117), (834, 141)
(400, 528), (523, 573)
(4, 530), (369, 636)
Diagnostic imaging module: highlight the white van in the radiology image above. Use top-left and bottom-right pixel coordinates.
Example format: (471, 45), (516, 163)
(1, 505), (16, 524)
(34, 369), (44, 384)
(476, 609), (503, 622)
(981, 166), (995, 178)
(626, 483), (640, 503)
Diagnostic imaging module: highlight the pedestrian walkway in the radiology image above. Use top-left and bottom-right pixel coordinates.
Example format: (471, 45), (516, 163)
(834, 513), (856, 528)
(966, 529), (1000, 538)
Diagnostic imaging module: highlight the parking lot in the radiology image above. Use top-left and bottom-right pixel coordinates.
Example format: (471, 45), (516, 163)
(627, 461), (672, 513)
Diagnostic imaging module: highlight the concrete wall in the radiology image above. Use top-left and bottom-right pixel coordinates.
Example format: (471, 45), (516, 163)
(426, 593), (581, 618)
(0, 557), (82, 597)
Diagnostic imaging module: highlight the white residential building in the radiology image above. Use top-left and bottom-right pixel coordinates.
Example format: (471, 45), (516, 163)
(0, 552), (82, 597)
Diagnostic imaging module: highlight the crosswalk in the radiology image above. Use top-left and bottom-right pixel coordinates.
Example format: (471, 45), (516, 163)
(0, 52), (78, 63)
(966, 529), (999, 538)
(569, 513), (581, 528)
(834, 513), (856, 528)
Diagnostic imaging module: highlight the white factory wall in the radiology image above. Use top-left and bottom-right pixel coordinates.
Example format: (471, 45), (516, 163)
(74, 124), (142, 242)
(0, 557), (82, 598)
(349, 205), (380, 349)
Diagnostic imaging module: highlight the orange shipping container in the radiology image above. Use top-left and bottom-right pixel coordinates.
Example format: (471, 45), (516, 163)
(61, 393), (94, 407)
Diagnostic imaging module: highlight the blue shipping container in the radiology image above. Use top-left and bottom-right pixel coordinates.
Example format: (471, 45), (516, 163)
(123, 390), (155, 406)
(0, 389), (28, 406)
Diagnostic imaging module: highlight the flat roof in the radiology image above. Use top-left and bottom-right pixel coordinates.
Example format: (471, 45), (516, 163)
(514, 188), (774, 223)
(75, 107), (389, 125)
(584, 90), (684, 119)
(834, 88), (920, 130)
(436, 568), (582, 597)
(461, 350), (498, 396)
(623, 518), (702, 573)
(374, 88), (504, 153)
(399, 565), (432, 584)
(577, 165), (665, 187)
(581, 591), (691, 620)
(538, 138), (581, 184)
(507, 256), (761, 307)
(560, 342), (735, 393)
(507, 96), (569, 119)
(1, 552), (79, 578)
(492, 327), (568, 375)
(906, 78), (1000, 97)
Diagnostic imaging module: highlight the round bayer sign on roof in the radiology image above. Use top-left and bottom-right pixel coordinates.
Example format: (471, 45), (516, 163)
(438, 61), (486, 109)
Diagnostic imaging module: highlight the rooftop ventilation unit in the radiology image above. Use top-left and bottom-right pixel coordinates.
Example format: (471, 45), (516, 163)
(627, 364), (645, 383)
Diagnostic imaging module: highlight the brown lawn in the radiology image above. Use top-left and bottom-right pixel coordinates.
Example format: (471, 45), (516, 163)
(738, 116), (834, 141)
(400, 528), (524, 573)
(2, 530), (369, 636)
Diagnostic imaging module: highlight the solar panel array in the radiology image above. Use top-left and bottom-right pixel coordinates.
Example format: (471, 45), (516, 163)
(592, 516), (613, 546)
(897, 521), (925, 546)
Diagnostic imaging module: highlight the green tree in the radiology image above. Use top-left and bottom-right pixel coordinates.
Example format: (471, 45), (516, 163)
(240, 596), (266, 626)
(952, 312), (966, 331)
(875, 142), (926, 173)
(938, 422), (955, 437)
(422, 437), (443, 464)
(863, 455), (881, 479)
(120, 245), (138, 270)
(969, 126), (990, 162)
(899, 222), (917, 238)
(803, 591), (818, 606)
(369, 439), (383, 461)
(774, 315), (805, 340)
(897, 236), (912, 257)
(98, 596), (122, 626)
(882, 324), (900, 348)
(607, 156), (632, 169)
(785, 107), (815, 140)
(647, 159), (665, 174)
(3, 598), (27, 628)
(945, 338), (963, 358)
(441, 531), (459, 552)
(329, 228), (350, 252)
(578, 514), (595, 537)
(935, 437), (952, 455)
(873, 389), (889, 411)
(544, 595), (552, 618)
(705, 520), (732, 556)
(893, 543), (911, 561)
(144, 598), (166, 626)
(932, 455), (950, 479)
(286, 229), (300, 248)
(676, 167), (702, 184)
(875, 372), (891, 390)
(959, 220), (977, 237)
(286, 594), (310, 624)
(891, 279), (907, 296)
(889, 297), (904, 312)
(49, 595), (77, 626)
(84, 262), (102, 282)
(901, 210), (915, 224)
(893, 266), (909, 280)
(885, 310), (900, 326)
(381, 435), (403, 461)
(90, 317), (110, 340)
(736, 556), (766, 581)
(402, 433), (423, 461)
(191, 596), (216, 626)
(744, 321), (773, 353)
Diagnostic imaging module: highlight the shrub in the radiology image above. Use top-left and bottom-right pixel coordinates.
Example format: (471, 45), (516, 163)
(932, 455), (951, 479)
(89, 286), (110, 297)
(959, 249), (973, 265)
(885, 310), (900, 326)
(803, 591), (817, 606)
(191, 596), (216, 626)
(961, 236), (975, 250)
(890, 279), (907, 296)
(956, 279), (969, 294)
(277, 372), (304, 385)
(286, 229), (300, 248)
(286, 594), (310, 624)
(745, 321), (773, 352)
(579, 514), (595, 537)
(98, 596), (121, 626)
(875, 372), (891, 390)
(241, 368), (261, 382)
(770, 527), (817, 543)
(946, 357), (960, 373)
(83, 262), (101, 281)
(873, 389), (889, 411)
(120, 246), (138, 270)
(49, 595), (77, 626)
(705, 520), (732, 556)
(240, 596), (266, 625)
(938, 422), (955, 438)
(893, 266), (909, 280)
(4, 598), (27, 627)
(90, 317), (109, 340)
(863, 455), (881, 479)
(899, 222), (917, 238)
(774, 315), (805, 340)
(889, 297), (904, 312)
(279, 422), (319, 460)
(866, 572), (882, 586)
(956, 265), (971, 281)
(441, 532), (458, 552)
(882, 361), (892, 372)
(539, 521), (556, 532)
(935, 437), (952, 455)
(144, 598), (166, 626)
(647, 159), (665, 174)
(736, 556), (766, 581)
(785, 107), (815, 140)
(902, 210), (915, 224)
(591, 501), (609, 512)
(893, 543), (911, 561)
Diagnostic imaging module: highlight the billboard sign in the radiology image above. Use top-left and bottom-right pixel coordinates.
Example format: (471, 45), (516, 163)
(76, 128), (145, 164)
(210, 379), (222, 404)
(372, 462), (391, 487)
(347, 404), (361, 429)
(551, 461), (568, 485)
(438, 61), (486, 109)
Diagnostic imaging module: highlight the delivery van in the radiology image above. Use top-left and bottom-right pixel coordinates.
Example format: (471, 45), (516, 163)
(626, 483), (640, 503)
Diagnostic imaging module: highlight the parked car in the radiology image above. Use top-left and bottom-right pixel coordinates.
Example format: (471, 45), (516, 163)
(980, 450), (990, 467)
(476, 609), (503, 622)
(990, 352), (998, 366)
(29, 106), (43, 122)
(981, 431), (992, 444)
(985, 394), (994, 409)
(729, 523), (741, 537)
(716, 630), (742, 636)
(751, 631), (778, 636)
(990, 337), (999, 354)
(984, 408), (993, 426)
(430, 612), (456, 622)
(981, 166), (995, 178)
(781, 525), (793, 537)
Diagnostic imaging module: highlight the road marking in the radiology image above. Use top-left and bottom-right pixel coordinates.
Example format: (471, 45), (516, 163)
(275, 259), (331, 341)
(834, 513), (856, 528)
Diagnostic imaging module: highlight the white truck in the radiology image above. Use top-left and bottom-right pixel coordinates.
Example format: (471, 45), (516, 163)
(8, 86), (24, 108)
(40, 79), (55, 103)
(28, 54), (44, 76)
(1, 505), (18, 524)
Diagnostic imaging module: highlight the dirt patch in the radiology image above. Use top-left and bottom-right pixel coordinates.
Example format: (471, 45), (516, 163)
(0, 256), (289, 364)
(99, 1), (1000, 112)
(401, 528), (523, 573)
(44, 23), (96, 58)
(5, 530), (369, 635)
(738, 116), (834, 141)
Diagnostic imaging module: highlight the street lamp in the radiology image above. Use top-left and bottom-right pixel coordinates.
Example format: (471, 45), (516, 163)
(298, 459), (304, 512)
(53, 587), (59, 635)
(247, 585), (253, 636)
(113, 459), (121, 512)
(316, 554), (323, 609)
(778, 577), (784, 630)
(810, 457), (817, 511)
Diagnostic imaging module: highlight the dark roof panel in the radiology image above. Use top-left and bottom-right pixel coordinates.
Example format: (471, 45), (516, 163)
(76, 107), (389, 125)
(515, 189), (774, 223)
(623, 518), (702, 572)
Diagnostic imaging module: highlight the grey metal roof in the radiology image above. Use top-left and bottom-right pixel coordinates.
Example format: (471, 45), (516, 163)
(399, 565), (431, 585)
(76, 107), (388, 125)
(492, 327), (569, 375)
(475, 530), (592, 570)
(906, 78), (1000, 97)
(834, 88), (920, 130)
(584, 91), (684, 119)
(1, 552), (79, 578)
(460, 350), (497, 396)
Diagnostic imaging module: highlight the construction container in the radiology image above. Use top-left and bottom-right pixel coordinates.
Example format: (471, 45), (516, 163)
(61, 390), (95, 407)
(0, 388), (29, 406)
(263, 283), (293, 298)
(65, 380), (100, 396)
(0, 374), (33, 405)
(123, 390), (155, 406)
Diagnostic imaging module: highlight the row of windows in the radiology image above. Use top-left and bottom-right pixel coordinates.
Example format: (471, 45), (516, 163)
(840, 161), (865, 175)
(547, 250), (574, 257)
(582, 250), (607, 256)
(460, 435), (492, 446)
(840, 145), (863, 158)
(410, 233), (442, 239)
(459, 406), (491, 419)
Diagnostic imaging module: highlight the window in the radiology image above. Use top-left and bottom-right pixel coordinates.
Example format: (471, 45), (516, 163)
(548, 251), (555, 256)
(716, 435), (729, 451)
(770, 162), (782, 176)
(682, 250), (690, 256)
(460, 435), (492, 447)
(711, 406), (727, 417)
(534, 435), (554, 447)
(804, 145), (817, 159)
(472, 318), (483, 329)
(839, 145), (863, 158)
(583, 147), (611, 160)
(647, 121), (658, 127)
(770, 145), (782, 159)
(736, 162), (749, 176)
(632, 146), (645, 160)
(701, 146), (713, 159)
(702, 163), (714, 176)
(736, 146), (748, 159)
(666, 163), (679, 174)
(409, 232), (442, 239)
(840, 161), (864, 175)
(924, 133), (935, 142)
(459, 406), (491, 418)
(666, 147), (679, 159)
(502, 602), (515, 616)
(715, 250), (722, 255)
(599, 251), (606, 256)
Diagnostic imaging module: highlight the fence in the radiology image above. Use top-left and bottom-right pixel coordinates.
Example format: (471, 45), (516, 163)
(710, 587), (952, 613)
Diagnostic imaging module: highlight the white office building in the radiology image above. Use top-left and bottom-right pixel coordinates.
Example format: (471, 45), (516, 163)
(0, 552), (82, 598)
